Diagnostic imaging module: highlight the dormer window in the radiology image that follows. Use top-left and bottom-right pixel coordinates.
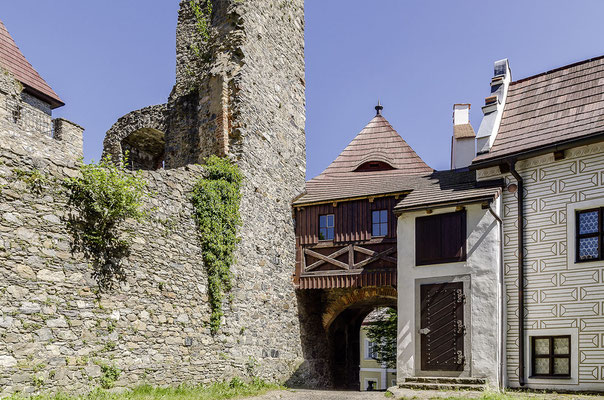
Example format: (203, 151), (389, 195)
(354, 161), (395, 172)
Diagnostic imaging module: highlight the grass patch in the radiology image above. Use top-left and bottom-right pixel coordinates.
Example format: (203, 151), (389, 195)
(6, 378), (281, 400)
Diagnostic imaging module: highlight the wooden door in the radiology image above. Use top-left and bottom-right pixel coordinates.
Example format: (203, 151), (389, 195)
(420, 282), (465, 371)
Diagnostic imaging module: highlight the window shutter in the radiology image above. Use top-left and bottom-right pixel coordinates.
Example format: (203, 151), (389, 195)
(441, 211), (466, 261)
(416, 213), (442, 265)
(416, 211), (466, 265)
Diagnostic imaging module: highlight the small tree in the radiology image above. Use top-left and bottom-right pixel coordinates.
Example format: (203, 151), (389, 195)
(366, 307), (397, 369)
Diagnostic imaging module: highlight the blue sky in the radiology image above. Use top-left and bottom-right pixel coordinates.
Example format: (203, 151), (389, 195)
(3, 1), (604, 179)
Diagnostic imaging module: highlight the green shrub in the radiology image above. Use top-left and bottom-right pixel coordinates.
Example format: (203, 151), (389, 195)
(99, 363), (121, 389)
(63, 155), (148, 291)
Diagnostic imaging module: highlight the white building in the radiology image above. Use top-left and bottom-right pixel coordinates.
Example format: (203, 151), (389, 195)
(396, 55), (604, 392)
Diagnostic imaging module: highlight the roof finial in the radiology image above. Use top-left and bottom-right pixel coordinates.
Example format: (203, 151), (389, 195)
(375, 99), (383, 116)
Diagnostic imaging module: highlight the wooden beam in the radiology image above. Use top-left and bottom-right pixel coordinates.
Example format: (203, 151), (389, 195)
(305, 247), (350, 270)
(300, 269), (363, 277)
(353, 247), (396, 269)
(353, 245), (379, 257)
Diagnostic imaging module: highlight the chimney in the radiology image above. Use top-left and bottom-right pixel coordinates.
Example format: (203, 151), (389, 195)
(451, 104), (476, 170)
(476, 58), (512, 154)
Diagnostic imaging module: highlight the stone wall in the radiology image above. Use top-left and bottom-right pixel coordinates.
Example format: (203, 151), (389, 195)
(1, 0), (310, 395)
(1, 69), (52, 139)
(0, 108), (305, 394)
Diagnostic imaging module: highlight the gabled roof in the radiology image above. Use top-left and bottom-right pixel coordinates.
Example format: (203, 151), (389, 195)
(0, 19), (64, 108)
(315, 114), (432, 180)
(293, 111), (433, 206)
(393, 170), (502, 212)
(473, 55), (604, 165)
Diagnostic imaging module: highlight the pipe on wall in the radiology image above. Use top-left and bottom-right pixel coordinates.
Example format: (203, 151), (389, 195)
(508, 160), (525, 386)
(487, 203), (505, 389)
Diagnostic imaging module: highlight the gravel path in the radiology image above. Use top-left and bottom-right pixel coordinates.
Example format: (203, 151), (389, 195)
(245, 389), (389, 400)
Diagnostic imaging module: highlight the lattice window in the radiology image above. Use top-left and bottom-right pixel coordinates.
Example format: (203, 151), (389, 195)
(576, 208), (603, 262)
(531, 335), (571, 378)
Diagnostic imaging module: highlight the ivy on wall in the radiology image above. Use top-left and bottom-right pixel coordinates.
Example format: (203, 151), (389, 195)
(63, 156), (149, 291)
(191, 156), (242, 334)
(190, 0), (213, 58)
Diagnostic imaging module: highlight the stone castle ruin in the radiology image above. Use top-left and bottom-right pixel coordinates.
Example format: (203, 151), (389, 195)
(0, 0), (318, 394)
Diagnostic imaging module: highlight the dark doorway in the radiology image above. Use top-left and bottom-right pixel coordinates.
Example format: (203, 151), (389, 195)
(420, 282), (465, 371)
(328, 301), (396, 389)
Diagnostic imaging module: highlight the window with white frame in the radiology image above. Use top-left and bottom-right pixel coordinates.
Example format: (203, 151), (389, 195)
(531, 335), (571, 378)
(364, 338), (378, 360)
(576, 208), (603, 262)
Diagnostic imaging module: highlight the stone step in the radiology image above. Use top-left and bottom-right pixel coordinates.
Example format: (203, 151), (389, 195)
(404, 377), (487, 385)
(398, 382), (487, 391)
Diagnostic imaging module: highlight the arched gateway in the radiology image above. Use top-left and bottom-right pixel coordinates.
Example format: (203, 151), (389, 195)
(293, 104), (432, 389)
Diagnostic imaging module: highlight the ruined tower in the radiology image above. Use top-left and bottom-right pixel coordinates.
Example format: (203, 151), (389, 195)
(100, 0), (309, 385)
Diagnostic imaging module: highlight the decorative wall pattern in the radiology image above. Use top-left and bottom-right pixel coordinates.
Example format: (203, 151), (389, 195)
(500, 143), (604, 389)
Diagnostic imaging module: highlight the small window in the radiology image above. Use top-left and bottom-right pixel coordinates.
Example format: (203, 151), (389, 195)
(319, 214), (334, 240)
(372, 210), (388, 237)
(415, 211), (466, 266)
(364, 339), (377, 360)
(576, 208), (602, 262)
(531, 336), (571, 378)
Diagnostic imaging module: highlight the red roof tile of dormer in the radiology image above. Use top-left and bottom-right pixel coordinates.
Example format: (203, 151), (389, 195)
(0, 19), (64, 109)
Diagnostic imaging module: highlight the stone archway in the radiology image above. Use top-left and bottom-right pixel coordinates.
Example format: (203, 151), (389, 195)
(121, 127), (165, 170)
(326, 288), (397, 390)
(322, 286), (397, 331)
(102, 104), (168, 170)
(292, 287), (397, 390)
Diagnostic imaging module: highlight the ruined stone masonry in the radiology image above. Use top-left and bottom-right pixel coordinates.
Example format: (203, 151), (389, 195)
(1, 0), (309, 394)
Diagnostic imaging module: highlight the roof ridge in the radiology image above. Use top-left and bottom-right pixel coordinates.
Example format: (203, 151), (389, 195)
(511, 54), (604, 86)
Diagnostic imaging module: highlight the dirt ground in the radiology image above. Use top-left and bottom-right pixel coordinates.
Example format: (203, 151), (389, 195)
(246, 388), (604, 400)
(245, 388), (388, 400)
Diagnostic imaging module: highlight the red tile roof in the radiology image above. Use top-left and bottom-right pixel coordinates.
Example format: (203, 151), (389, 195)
(0, 19), (64, 108)
(294, 113), (433, 205)
(473, 55), (604, 164)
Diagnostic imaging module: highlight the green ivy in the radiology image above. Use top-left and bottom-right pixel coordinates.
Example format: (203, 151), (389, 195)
(190, 0), (213, 57)
(63, 155), (148, 291)
(191, 156), (242, 334)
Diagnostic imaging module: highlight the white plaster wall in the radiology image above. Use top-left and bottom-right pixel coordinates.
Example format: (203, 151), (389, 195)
(396, 202), (502, 386)
(452, 137), (476, 170)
